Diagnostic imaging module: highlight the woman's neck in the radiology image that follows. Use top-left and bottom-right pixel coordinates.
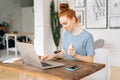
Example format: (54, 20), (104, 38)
(72, 24), (83, 36)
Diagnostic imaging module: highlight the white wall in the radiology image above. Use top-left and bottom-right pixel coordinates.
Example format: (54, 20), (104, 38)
(0, 0), (22, 32)
(34, 0), (56, 56)
(34, 0), (44, 56)
(86, 0), (120, 67)
(87, 29), (120, 67)
(0, 0), (33, 33)
(22, 7), (34, 33)
(43, 0), (57, 54)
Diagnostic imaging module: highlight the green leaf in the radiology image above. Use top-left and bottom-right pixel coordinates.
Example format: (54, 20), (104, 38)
(50, 0), (62, 51)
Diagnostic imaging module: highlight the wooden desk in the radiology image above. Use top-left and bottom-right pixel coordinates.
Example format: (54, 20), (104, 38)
(0, 59), (105, 80)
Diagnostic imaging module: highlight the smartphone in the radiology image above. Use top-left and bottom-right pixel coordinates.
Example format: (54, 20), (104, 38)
(66, 65), (82, 71)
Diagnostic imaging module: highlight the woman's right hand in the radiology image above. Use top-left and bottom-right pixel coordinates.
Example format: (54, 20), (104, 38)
(41, 54), (57, 60)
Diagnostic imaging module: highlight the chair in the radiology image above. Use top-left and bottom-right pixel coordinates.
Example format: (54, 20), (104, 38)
(5, 34), (18, 57)
(94, 39), (105, 49)
(81, 48), (111, 80)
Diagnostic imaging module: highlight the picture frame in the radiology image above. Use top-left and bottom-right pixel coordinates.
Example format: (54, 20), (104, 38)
(86, 0), (108, 29)
(109, 0), (120, 15)
(76, 10), (84, 26)
(74, 0), (85, 8)
(109, 16), (120, 29)
(59, 0), (65, 3)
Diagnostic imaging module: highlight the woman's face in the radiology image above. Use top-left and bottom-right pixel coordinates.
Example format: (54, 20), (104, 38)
(59, 16), (75, 31)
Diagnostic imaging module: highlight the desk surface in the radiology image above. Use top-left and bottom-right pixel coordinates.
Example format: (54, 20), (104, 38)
(0, 59), (105, 80)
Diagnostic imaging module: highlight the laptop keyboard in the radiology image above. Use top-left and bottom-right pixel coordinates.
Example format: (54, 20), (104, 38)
(41, 62), (52, 67)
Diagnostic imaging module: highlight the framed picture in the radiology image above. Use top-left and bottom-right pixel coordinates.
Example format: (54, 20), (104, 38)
(109, 0), (120, 15)
(57, 0), (64, 4)
(76, 10), (84, 26)
(74, 0), (86, 8)
(86, 0), (108, 29)
(109, 16), (120, 29)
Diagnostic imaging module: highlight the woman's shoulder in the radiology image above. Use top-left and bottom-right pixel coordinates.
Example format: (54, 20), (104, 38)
(82, 29), (93, 37)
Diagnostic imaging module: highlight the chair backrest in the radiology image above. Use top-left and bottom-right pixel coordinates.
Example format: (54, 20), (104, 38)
(81, 48), (110, 80)
(94, 39), (105, 49)
(92, 48), (110, 80)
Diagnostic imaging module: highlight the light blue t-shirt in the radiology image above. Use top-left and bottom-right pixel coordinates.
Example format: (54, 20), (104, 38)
(61, 29), (95, 60)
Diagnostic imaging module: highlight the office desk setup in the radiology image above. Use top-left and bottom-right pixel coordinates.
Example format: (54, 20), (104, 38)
(0, 59), (105, 80)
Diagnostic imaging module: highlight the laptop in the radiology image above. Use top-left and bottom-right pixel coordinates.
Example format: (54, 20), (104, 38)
(16, 42), (65, 69)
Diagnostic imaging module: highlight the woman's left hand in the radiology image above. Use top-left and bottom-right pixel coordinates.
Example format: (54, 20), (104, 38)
(67, 44), (76, 57)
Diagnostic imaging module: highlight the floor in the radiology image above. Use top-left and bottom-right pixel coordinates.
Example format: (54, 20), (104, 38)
(110, 67), (120, 80)
(0, 50), (120, 80)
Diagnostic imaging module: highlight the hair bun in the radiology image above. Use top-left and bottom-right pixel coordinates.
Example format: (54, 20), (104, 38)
(60, 3), (69, 12)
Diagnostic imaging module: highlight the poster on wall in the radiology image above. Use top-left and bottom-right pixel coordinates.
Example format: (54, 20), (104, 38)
(74, 0), (85, 8)
(76, 10), (84, 26)
(109, 16), (120, 29)
(109, 0), (120, 29)
(86, 0), (108, 29)
(109, 0), (120, 15)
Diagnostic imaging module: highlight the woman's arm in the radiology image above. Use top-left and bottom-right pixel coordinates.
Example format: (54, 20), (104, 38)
(68, 45), (94, 62)
(41, 51), (65, 60)
(72, 54), (94, 62)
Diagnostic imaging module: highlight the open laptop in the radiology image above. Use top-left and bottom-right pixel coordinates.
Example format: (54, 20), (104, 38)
(16, 42), (65, 69)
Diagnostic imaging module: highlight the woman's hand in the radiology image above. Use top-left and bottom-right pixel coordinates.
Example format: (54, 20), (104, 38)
(41, 51), (65, 61)
(67, 44), (76, 57)
(41, 54), (57, 60)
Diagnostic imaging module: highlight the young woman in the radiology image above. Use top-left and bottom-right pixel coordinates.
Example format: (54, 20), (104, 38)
(41, 4), (95, 62)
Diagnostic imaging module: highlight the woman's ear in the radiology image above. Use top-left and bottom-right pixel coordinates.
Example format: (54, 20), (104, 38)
(72, 17), (76, 23)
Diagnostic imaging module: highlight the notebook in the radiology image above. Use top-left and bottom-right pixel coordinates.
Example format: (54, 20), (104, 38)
(16, 42), (65, 69)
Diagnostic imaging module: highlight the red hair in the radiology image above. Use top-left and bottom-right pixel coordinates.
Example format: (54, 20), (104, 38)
(59, 3), (78, 23)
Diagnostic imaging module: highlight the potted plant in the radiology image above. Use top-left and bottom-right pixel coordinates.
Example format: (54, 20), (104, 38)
(29, 0), (34, 7)
(1, 21), (9, 27)
(50, 0), (62, 53)
(29, 0), (34, 12)
(0, 21), (9, 32)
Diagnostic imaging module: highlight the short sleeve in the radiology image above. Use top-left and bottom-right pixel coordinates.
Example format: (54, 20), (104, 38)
(86, 34), (95, 56)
